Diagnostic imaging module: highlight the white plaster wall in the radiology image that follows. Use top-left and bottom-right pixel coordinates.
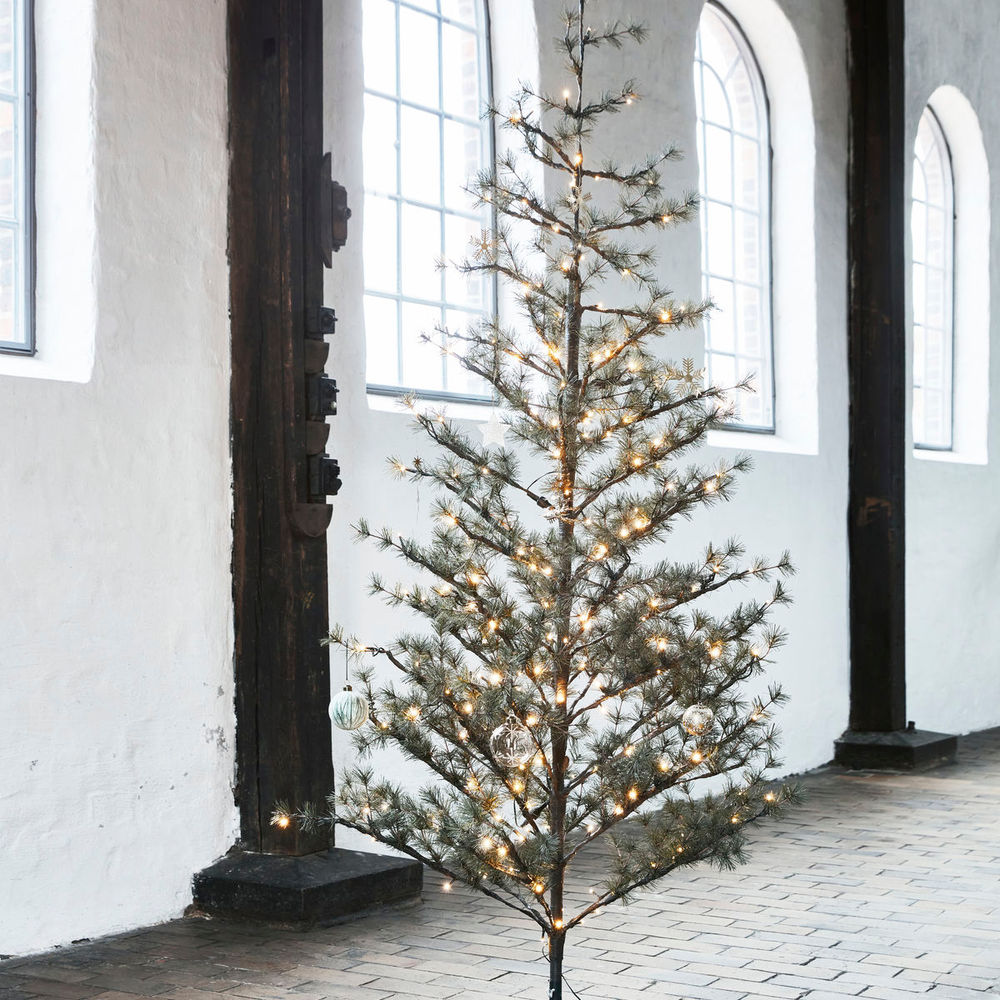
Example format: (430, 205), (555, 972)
(905, 0), (1000, 735)
(324, 0), (850, 854)
(15, 0), (999, 959)
(0, 0), (236, 956)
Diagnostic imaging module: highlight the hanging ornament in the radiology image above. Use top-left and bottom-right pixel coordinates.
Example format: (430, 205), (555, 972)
(681, 704), (714, 736)
(330, 685), (369, 731)
(480, 410), (507, 447)
(490, 713), (535, 768)
(329, 647), (369, 731)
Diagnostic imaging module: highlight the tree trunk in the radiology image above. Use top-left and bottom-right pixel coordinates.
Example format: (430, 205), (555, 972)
(548, 931), (565, 1000)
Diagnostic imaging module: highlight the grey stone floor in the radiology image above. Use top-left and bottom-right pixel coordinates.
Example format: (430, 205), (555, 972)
(3, 730), (999, 1000)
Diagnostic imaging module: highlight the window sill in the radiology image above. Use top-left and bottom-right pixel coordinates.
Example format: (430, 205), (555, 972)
(367, 390), (493, 424)
(0, 345), (94, 384)
(367, 395), (824, 450)
(913, 447), (987, 466)
(707, 426), (818, 457)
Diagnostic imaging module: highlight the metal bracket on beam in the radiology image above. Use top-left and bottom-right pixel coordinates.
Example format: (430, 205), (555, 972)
(318, 154), (351, 267)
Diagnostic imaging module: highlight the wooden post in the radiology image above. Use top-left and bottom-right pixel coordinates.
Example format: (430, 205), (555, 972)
(837, 0), (955, 769)
(195, 0), (422, 923)
(227, 0), (333, 856)
(845, 0), (907, 734)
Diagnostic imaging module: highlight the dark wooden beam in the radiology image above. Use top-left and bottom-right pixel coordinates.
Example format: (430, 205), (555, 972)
(838, 0), (955, 770)
(196, 0), (424, 917)
(227, 0), (333, 855)
(844, 0), (907, 735)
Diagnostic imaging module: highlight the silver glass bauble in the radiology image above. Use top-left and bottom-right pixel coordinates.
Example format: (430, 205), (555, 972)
(681, 703), (714, 736)
(490, 714), (535, 768)
(329, 685), (370, 731)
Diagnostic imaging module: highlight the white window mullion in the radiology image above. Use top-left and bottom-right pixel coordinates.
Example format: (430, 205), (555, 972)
(693, 2), (774, 432)
(362, 0), (494, 401)
(0, 0), (33, 355)
(911, 107), (955, 451)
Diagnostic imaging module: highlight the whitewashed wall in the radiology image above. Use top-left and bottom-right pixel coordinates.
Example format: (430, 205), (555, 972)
(905, 0), (1000, 736)
(4, 0), (997, 960)
(0, 0), (236, 956)
(324, 0), (853, 855)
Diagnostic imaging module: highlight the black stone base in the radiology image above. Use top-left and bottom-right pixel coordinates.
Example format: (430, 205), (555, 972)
(834, 728), (958, 770)
(192, 848), (423, 927)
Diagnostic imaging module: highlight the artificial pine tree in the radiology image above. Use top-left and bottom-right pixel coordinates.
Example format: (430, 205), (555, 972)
(289, 4), (795, 996)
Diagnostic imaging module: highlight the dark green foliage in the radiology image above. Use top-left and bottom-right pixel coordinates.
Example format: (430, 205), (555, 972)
(287, 1), (795, 984)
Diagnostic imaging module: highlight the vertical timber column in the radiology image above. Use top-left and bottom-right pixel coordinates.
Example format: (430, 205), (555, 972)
(837, 0), (955, 770)
(192, 0), (422, 923)
(846, 0), (906, 734)
(228, 0), (333, 856)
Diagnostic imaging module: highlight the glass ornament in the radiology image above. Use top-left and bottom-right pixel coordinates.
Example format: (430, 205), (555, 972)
(681, 703), (714, 736)
(490, 714), (535, 768)
(329, 685), (370, 731)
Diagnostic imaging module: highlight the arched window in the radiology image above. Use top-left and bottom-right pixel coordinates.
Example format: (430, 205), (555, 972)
(911, 107), (955, 451)
(0, 0), (33, 355)
(694, 2), (773, 431)
(362, 0), (493, 400)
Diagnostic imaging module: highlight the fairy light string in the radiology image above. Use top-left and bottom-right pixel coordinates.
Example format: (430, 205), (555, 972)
(275, 4), (796, 995)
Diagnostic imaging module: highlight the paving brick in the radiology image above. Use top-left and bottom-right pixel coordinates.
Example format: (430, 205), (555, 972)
(4, 729), (999, 1000)
(10, 981), (104, 1000)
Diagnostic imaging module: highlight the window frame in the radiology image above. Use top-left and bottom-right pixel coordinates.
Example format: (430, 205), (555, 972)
(694, 0), (775, 434)
(0, 0), (35, 356)
(363, 0), (497, 405)
(911, 105), (956, 452)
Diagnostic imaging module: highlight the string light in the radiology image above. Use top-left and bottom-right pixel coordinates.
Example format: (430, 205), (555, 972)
(331, 12), (791, 973)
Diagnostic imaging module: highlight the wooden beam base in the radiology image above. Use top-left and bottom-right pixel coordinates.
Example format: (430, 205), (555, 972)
(192, 849), (423, 927)
(834, 729), (957, 771)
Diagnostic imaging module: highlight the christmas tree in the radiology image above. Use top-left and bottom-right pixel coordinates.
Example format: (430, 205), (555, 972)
(290, 3), (795, 996)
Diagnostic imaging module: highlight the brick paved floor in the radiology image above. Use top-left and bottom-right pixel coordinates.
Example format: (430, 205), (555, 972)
(3, 730), (999, 1000)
